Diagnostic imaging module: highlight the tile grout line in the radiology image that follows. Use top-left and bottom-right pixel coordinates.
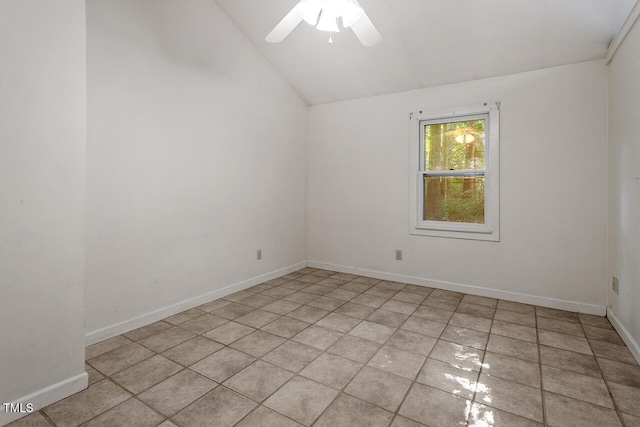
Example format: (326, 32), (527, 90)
(535, 307), (548, 427)
(581, 316), (628, 427)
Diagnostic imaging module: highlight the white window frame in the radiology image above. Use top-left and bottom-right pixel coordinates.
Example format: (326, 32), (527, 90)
(409, 102), (500, 241)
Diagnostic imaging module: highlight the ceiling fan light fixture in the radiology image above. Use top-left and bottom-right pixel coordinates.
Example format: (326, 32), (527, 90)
(316, 8), (340, 32)
(341, 0), (364, 28)
(300, 0), (322, 25)
(265, 0), (381, 46)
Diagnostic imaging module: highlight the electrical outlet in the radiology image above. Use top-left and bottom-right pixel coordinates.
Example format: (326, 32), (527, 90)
(612, 276), (619, 294)
(257, 249), (262, 260)
(395, 249), (403, 261)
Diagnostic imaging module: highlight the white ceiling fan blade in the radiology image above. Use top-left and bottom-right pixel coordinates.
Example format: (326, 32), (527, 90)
(265, 2), (305, 43)
(350, 12), (381, 46)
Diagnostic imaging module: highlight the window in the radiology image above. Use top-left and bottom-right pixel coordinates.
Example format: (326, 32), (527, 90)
(409, 103), (500, 241)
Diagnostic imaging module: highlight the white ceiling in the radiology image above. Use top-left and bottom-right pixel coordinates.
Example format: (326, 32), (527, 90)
(214, 0), (636, 106)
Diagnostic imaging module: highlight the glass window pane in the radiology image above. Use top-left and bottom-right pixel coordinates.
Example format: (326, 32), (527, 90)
(424, 176), (485, 224)
(424, 119), (485, 171)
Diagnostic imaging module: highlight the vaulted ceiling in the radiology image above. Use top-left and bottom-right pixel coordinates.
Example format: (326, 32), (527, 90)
(215, 0), (636, 106)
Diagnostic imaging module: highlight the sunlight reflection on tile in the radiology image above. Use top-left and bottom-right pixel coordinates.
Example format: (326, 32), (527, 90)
(469, 404), (495, 427)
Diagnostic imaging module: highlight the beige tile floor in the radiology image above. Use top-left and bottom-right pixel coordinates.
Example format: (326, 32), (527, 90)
(10, 267), (640, 427)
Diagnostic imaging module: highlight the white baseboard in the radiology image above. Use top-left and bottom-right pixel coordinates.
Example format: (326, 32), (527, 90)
(85, 261), (308, 346)
(308, 260), (606, 315)
(0, 372), (88, 427)
(607, 308), (640, 364)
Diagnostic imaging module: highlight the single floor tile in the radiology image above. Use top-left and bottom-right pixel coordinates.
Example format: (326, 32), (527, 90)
(441, 325), (489, 350)
(5, 411), (53, 427)
(315, 312), (361, 333)
(400, 317), (446, 338)
(86, 336), (133, 360)
(258, 298), (298, 313)
(191, 348), (255, 382)
(399, 383), (470, 426)
(202, 321), (255, 345)
(224, 360), (293, 402)
(197, 299), (232, 313)
(164, 308), (205, 325)
(82, 398), (163, 427)
(138, 369), (216, 417)
(598, 358), (640, 388)
(234, 310), (281, 329)
(449, 313), (492, 333)
(468, 403), (543, 427)
(380, 300), (418, 315)
(262, 341), (322, 372)
(412, 306), (454, 323)
(327, 335), (381, 363)
(211, 303), (256, 320)
(535, 307), (578, 324)
(496, 300), (535, 315)
(456, 303), (495, 320)
(300, 353), (362, 389)
(366, 309), (409, 328)
(314, 393), (394, 427)
(544, 392), (622, 427)
(578, 314), (614, 330)
(486, 335), (539, 363)
(430, 340), (485, 372)
(589, 340), (638, 365)
(349, 321), (395, 344)
(368, 345), (426, 380)
(430, 289), (464, 302)
(264, 377), (339, 426)
(462, 295), (497, 308)
(162, 336), (223, 366)
(87, 342), (155, 376)
(481, 352), (540, 388)
(123, 321), (172, 342)
(173, 386), (257, 427)
(490, 320), (537, 344)
(386, 330), (437, 356)
(178, 314), (228, 334)
(417, 358), (479, 399)
(111, 355), (182, 394)
(351, 294), (388, 308)
(393, 292), (427, 305)
(261, 317), (310, 339)
(236, 406), (303, 427)
(238, 294), (279, 309)
(306, 296), (346, 311)
(230, 331), (286, 357)
(536, 317), (584, 337)
(334, 302), (376, 320)
(539, 345), (601, 377)
(474, 374), (543, 422)
(542, 365), (613, 408)
(292, 325), (343, 350)
(583, 325), (625, 346)
(609, 381), (640, 417)
(138, 327), (197, 353)
(287, 305), (330, 323)
(344, 366), (411, 412)
(43, 380), (130, 427)
(493, 309), (536, 328)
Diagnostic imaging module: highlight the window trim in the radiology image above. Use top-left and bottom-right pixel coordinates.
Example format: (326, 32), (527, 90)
(409, 102), (500, 241)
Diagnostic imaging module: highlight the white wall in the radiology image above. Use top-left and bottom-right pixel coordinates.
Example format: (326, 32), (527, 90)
(0, 0), (87, 424)
(86, 0), (307, 339)
(307, 61), (609, 313)
(608, 17), (640, 357)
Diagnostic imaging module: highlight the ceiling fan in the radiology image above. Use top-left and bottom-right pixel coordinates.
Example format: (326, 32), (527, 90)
(265, 0), (382, 46)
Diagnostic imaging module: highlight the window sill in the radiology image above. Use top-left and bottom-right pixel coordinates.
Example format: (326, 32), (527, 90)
(410, 225), (500, 242)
